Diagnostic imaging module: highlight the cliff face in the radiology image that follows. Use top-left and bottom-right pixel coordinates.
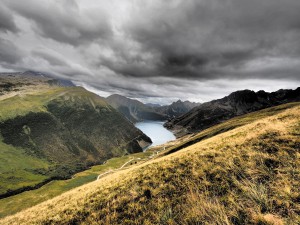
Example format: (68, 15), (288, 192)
(165, 88), (300, 137)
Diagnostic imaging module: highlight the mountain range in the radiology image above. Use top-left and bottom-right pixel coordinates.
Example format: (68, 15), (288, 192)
(165, 88), (300, 137)
(106, 94), (200, 122)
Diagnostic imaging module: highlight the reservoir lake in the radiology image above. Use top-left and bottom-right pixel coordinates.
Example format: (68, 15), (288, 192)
(135, 120), (176, 147)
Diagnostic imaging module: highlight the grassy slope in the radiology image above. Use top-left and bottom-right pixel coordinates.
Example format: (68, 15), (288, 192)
(1, 103), (299, 224)
(0, 87), (63, 120)
(0, 141), (49, 195)
(0, 87), (100, 195)
(0, 88), (66, 195)
(0, 86), (148, 196)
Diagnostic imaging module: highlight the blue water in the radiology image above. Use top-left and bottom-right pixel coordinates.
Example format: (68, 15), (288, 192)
(135, 121), (176, 147)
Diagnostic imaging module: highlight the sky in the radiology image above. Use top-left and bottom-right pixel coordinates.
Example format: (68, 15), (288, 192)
(0, 0), (299, 104)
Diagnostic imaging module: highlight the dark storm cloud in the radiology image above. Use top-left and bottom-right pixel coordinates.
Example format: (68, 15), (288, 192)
(122, 0), (300, 80)
(0, 0), (299, 103)
(0, 4), (19, 33)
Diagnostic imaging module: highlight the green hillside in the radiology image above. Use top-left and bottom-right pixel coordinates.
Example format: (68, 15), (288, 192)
(0, 85), (151, 198)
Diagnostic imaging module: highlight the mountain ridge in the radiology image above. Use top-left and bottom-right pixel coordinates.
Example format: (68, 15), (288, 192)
(165, 87), (300, 137)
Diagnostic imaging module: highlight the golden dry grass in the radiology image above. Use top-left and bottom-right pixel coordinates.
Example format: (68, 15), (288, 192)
(1, 104), (300, 225)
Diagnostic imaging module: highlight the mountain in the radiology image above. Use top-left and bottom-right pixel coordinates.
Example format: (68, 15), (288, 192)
(2, 102), (299, 224)
(0, 72), (151, 198)
(106, 95), (200, 122)
(145, 103), (161, 108)
(156, 100), (201, 118)
(165, 88), (300, 137)
(106, 94), (167, 122)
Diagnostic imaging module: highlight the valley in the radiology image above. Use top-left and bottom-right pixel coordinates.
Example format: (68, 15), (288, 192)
(0, 101), (299, 223)
(1, 101), (299, 224)
(0, 148), (159, 218)
(0, 71), (299, 225)
(1, 1), (300, 224)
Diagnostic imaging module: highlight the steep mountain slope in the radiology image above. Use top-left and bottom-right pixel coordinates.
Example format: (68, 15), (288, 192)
(0, 74), (151, 198)
(106, 94), (167, 122)
(1, 102), (299, 224)
(165, 88), (300, 137)
(106, 94), (200, 122)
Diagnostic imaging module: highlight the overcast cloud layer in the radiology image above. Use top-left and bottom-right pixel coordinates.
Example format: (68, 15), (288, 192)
(0, 0), (299, 104)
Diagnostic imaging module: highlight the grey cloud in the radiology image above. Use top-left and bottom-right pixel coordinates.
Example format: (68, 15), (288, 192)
(32, 49), (68, 66)
(0, 4), (19, 33)
(4, 0), (112, 46)
(0, 38), (23, 64)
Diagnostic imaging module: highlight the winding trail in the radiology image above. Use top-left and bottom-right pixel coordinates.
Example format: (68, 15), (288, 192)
(96, 149), (162, 181)
(97, 158), (136, 180)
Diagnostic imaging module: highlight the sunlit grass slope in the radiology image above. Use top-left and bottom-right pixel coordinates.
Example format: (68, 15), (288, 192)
(1, 103), (299, 224)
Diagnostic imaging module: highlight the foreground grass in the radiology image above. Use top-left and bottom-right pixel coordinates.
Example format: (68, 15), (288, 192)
(1, 104), (299, 224)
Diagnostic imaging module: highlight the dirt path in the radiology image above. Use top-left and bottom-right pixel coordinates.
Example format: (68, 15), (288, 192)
(96, 149), (162, 181)
(96, 158), (137, 181)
